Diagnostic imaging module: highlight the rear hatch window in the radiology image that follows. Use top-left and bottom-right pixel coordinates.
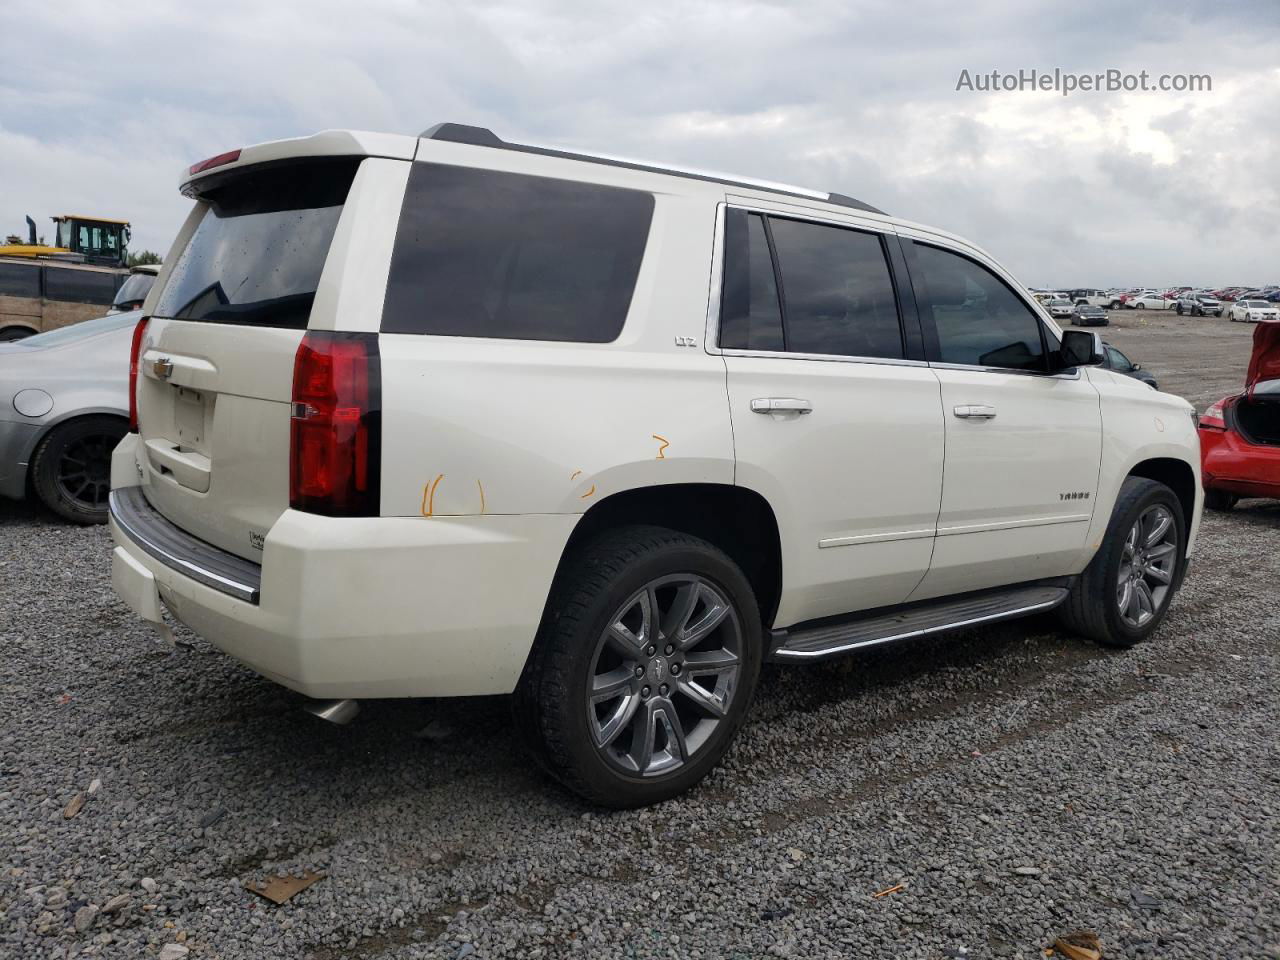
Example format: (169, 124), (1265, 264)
(154, 158), (359, 329)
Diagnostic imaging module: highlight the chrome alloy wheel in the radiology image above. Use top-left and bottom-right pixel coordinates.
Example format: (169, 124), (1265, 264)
(587, 575), (742, 777)
(1116, 504), (1179, 628)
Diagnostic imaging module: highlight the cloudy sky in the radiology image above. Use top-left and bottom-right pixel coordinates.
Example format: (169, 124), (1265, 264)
(3, 0), (1277, 287)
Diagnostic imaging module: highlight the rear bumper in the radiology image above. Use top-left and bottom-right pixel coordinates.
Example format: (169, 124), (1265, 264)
(109, 443), (577, 698)
(1200, 427), (1280, 498)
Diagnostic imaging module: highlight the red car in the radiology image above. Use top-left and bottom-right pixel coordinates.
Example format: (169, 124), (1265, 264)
(1199, 323), (1280, 509)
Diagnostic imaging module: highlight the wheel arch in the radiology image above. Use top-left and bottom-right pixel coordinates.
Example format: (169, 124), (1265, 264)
(1126, 456), (1197, 531)
(25, 408), (129, 490)
(0, 324), (39, 341)
(553, 482), (783, 630)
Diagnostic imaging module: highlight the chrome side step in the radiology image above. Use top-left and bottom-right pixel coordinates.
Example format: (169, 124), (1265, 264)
(771, 584), (1070, 662)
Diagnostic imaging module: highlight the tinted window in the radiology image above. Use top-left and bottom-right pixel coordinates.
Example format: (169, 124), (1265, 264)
(44, 267), (118, 305)
(113, 271), (155, 307)
(912, 243), (1047, 371)
(382, 164), (654, 342)
(769, 218), (903, 359)
(720, 210), (784, 351)
(154, 158), (358, 328)
(0, 262), (41, 298)
(1106, 346), (1132, 371)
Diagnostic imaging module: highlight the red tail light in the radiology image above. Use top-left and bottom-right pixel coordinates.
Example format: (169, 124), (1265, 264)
(188, 149), (241, 176)
(128, 316), (150, 432)
(1199, 398), (1229, 431)
(289, 332), (381, 516)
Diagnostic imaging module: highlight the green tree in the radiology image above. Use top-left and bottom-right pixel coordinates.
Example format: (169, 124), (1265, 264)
(127, 249), (162, 266)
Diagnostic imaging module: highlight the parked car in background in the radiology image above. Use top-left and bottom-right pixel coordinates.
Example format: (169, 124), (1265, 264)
(1129, 292), (1173, 310)
(1046, 298), (1075, 319)
(1103, 342), (1157, 389)
(0, 311), (134, 522)
(107, 124), (1202, 807)
(1069, 289), (1112, 308)
(0, 258), (127, 341)
(1230, 299), (1280, 323)
(1199, 323), (1280, 509)
(108, 264), (161, 314)
(1072, 304), (1109, 326)
(1175, 293), (1223, 317)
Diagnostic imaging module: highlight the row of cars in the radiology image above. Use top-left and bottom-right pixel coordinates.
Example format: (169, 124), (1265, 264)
(1033, 287), (1280, 322)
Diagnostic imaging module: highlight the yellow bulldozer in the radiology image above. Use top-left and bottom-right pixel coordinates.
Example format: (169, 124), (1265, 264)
(1, 214), (131, 267)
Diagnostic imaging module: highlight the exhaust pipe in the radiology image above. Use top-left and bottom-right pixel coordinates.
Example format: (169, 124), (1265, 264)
(303, 698), (360, 725)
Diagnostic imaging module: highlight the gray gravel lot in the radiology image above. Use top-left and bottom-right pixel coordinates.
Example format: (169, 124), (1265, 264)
(2, 320), (1277, 960)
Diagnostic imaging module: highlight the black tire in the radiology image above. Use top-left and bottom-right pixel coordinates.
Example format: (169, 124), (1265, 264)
(1137, 303), (1146, 310)
(1058, 477), (1186, 648)
(1175, 303), (1183, 315)
(0, 326), (37, 342)
(515, 525), (763, 808)
(30, 415), (127, 524)
(1204, 489), (1237, 511)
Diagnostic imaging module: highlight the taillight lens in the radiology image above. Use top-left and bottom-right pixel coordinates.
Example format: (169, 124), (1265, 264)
(188, 149), (241, 176)
(1199, 398), (1228, 431)
(289, 332), (381, 516)
(128, 316), (150, 432)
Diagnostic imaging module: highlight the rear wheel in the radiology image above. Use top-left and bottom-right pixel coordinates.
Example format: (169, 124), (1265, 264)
(30, 415), (126, 523)
(1059, 477), (1185, 648)
(1204, 489), (1237, 511)
(516, 526), (762, 807)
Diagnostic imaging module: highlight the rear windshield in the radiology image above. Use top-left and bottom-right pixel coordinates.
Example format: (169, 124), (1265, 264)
(381, 163), (654, 342)
(153, 158), (359, 328)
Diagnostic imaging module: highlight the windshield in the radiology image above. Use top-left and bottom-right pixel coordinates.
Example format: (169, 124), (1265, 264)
(112, 271), (155, 306)
(153, 158), (358, 329)
(14, 311), (139, 348)
(1049, 300), (1069, 306)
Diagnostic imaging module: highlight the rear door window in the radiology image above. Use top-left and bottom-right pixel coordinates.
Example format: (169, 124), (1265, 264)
(153, 158), (359, 328)
(719, 210), (784, 351)
(768, 217), (903, 359)
(909, 242), (1048, 372)
(381, 163), (654, 342)
(0, 262), (41, 298)
(44, 267), (118, 305)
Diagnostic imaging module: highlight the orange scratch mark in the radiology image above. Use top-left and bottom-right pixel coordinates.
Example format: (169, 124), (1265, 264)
(420, 474), (444, 517)
(570, 469), (583, 481)
(476, 479), (486, 515)
(579, 483), (596, 499)
(652, 434), (669, 460)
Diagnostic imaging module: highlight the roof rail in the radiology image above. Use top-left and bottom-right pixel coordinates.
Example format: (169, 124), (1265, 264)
(418, 122), (886, 216)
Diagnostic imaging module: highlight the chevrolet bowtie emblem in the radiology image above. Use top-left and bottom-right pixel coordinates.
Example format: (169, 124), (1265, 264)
(153, 358), (174, 379)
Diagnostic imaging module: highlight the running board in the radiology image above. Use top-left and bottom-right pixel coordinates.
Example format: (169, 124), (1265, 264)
(770, 584), (1070, 661)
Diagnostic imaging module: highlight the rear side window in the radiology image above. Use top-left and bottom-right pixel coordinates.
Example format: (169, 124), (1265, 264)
(768, 217), (903, 359)
(720, 210), (784, 351)
(44, 267), (118, 305)
(153, 158), (359, 328)
(0, 262), (41, 298)
(381, 163), (654, 342)
(910, 242), (1048, 372)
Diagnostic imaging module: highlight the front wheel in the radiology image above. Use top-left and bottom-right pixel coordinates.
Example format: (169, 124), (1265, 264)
(1058, 478), (1185, 648)
(516, 526), (762, 807)
(1137, 303), (1146, 309)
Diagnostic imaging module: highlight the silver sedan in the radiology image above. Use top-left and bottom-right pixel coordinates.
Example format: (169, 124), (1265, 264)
(0, 311), (138, 522)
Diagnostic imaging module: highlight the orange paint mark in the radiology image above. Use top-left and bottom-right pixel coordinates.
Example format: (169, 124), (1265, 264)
(579, 483), (596, 499)
(652, 434), (669, 459)
(476, 479), (486, 515)
(570, 469), (583, 481)
(420, 474), (444, 517)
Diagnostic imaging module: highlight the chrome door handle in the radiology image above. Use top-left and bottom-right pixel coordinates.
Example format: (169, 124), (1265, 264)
(953, 404), (997, 420)
(751, 398), (813, 415)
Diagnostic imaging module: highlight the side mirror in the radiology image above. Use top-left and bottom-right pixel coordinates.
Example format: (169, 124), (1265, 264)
(1059, 329), (1104, 369)
(1131, 362), (1141, 370)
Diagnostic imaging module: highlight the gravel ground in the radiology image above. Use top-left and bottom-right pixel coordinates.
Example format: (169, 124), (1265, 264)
(1, 318), (1277, 959)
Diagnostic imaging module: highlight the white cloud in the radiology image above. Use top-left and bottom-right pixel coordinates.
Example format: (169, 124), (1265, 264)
(2, 0), (1276, 286)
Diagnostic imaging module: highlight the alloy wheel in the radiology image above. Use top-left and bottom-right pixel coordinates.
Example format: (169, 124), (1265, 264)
(1116, 504), (1178, 628)
(55, 434), (113, 510)
(587, 575), (742, 777)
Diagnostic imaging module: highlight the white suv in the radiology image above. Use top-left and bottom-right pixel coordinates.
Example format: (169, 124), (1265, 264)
(109, 124), (1203, 807)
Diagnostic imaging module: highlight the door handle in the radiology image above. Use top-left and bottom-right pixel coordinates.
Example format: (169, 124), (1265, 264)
(953, 404), (997, 420)
(751, 398), (813, 415)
